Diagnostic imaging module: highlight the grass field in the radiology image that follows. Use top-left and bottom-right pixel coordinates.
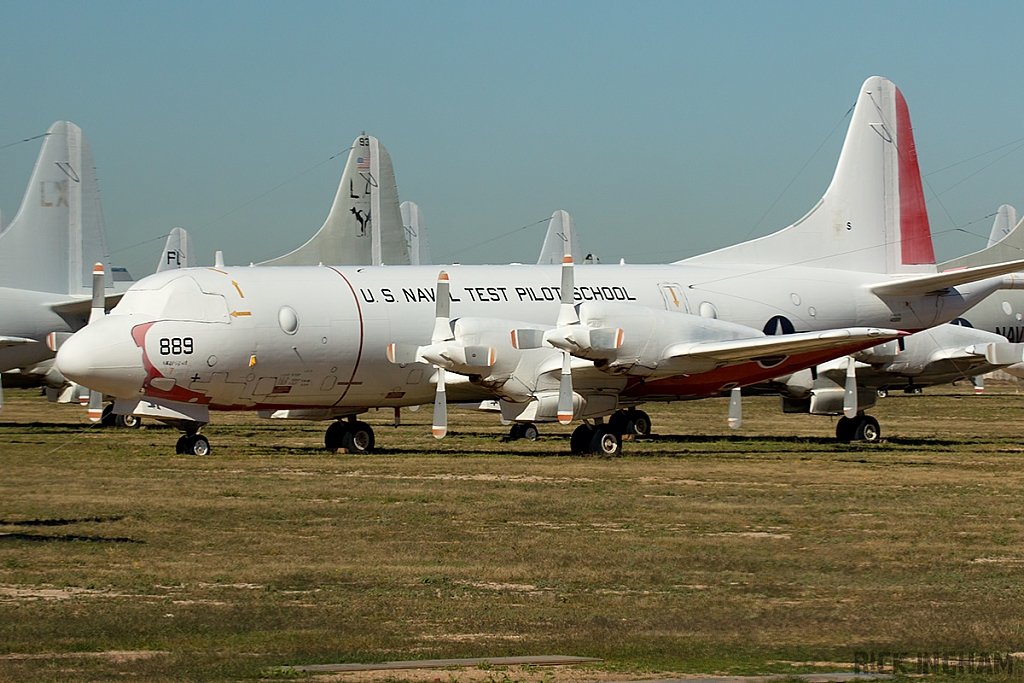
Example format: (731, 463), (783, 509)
(2, 383), (1024, 682)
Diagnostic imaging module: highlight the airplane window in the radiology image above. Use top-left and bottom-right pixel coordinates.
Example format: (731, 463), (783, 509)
(114, 275), (230, 323)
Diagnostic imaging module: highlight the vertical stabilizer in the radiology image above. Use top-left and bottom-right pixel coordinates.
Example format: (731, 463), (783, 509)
(537, 210), (582, 265)
(260, 133), (410, 266)
(988, 204), (1018, 247)
(683, 76), (936, 274)
(0, 121), (113, 294)
(941, 206), (1024, 269)
(156, 227), (196, 271)
(401, 201), (432, 265)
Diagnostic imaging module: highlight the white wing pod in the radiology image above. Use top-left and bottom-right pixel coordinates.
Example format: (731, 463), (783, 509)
(418, 341), (496, 374)
(543, 326), (624, 360)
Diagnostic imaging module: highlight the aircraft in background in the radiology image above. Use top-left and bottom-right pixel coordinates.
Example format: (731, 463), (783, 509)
(54, 76), (1024, 455)
(260, 133), (411, 267)
(0, 121), (131, 411)
(402, 201), (432, 266)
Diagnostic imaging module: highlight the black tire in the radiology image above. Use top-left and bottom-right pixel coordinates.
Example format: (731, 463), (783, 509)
(324, 421), (349, 450)
(608, 411), (628, 435)
(342, 421), (375, 454)
(116, 413), (141, 429)
(853, 415), (881, 443)
(835, 416), (855, 442)
(508, 424), (522, 441)
(175, 434), (189, 454)
(570, 424), (593, 454)
(188, 434), (211, 456)
(519, 423), (539, 441)
(628, 410), (651, 437)
(589, 425), (622, 457)
(100, 404), (116, 428)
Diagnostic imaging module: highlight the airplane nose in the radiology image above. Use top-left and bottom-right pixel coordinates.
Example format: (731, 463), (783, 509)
(56, 317), (147, 399)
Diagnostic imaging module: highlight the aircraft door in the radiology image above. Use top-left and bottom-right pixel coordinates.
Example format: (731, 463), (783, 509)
(659, 283), (690, 313)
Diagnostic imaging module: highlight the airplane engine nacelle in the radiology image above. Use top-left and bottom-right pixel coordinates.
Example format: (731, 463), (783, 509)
(574, 301), (760, 376)
(853, 339), (901, 364)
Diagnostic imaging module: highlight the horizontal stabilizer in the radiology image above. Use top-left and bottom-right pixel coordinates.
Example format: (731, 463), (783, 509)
(869, 258), (1024, 296)
(665, 327), (903, 367)
(942, 205), (1024, 269)
(50, 292), (125, 318)
(0, 336), (38, 348)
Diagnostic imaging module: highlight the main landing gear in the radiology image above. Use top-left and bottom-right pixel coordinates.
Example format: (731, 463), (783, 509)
(176, 431), (210, 456)
(608, 408), (652, 437)
(508, 422), (540, 441)
(324, 417), (376, 454)
(835, 413), (880, 443)
(99, 404), (141, 429)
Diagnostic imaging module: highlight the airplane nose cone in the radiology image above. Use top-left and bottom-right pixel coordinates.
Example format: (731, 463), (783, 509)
(56, 317), (147, 398)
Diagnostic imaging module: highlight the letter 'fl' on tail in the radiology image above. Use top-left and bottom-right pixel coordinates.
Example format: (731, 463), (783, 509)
(683, 76), (936, 275)
(0, 121), (114, 295)
(260, 133), (410, 267)
(155, 227), (196, 272)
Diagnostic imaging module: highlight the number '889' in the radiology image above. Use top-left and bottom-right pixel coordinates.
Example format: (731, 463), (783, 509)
(159, 337), (193, 355)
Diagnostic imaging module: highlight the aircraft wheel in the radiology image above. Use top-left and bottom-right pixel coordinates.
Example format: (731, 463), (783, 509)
(627, 410), (652, 437)
(570, 424), (593, 454)
(343, 421), (375, 454)
(324, 421), (349, 450)
(508, 424), (522, 440)
(519, 423), (539, 442)
(835, 416), (855, 442)
(188, 434), (211, 456)
(116, 413), (141, 429)
(175, 434), (190, 454)
(589, 425), (622, 457)
(608, 411), (628, 435)
(100, 404), (117, 427)
(876, 389), (888, 398)
(853, 415), (881, 443)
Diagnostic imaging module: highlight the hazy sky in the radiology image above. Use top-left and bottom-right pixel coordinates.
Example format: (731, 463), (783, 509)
(2, 1), (1024, 277)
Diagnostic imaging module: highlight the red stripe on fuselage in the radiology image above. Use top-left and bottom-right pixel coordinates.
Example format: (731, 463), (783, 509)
(895, 87), (935, 265)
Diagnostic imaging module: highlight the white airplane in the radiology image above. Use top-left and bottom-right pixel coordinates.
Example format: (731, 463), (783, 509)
(0, 121), (126, 411)
(54, 76), (1024, 455)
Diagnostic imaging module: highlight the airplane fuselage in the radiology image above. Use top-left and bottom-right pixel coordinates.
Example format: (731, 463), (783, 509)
(57, 263), (1006, 415)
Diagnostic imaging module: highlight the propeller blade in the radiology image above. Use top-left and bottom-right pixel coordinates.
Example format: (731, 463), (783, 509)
(87, 389), (103, 422)
(843, 356), (858, 418)
(557, 350), (573, 424)
(432, 367), (447, 438)
(89, 262), (105, 325)
(431, 271), (452, 343)
(728, 387), (742, 429)
(556, 253), (578, 327)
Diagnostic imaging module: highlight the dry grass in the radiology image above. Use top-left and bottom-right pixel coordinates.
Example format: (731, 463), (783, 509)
(2, 383), (1024, 682)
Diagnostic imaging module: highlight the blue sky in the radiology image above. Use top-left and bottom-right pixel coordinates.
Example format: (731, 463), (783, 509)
(2, 1), (1024, 276)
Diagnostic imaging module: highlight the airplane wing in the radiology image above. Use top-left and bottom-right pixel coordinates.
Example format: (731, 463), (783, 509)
(0, 335), (38, 348)
(50, 293), (125, 318)
(869, 258), (1024, 296)
(664, 327), (904, 366)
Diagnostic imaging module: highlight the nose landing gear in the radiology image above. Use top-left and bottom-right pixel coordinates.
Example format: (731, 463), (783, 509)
(176, 432), (210, 455)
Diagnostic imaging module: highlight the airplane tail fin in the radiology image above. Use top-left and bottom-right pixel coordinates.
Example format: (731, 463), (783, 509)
(0, 121), (113, 294)
(401, 201), (432, 265)
(683, 76), (935, 274)
(260, 133), (409, 267)
(156, 227), (196, 272)
(537, 210), (582, 265)
(941, 206), (1024, 269)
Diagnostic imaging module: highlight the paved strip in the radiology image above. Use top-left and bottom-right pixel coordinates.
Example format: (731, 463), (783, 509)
(607, 674), (892, 683)
(282, 654), (603, 672)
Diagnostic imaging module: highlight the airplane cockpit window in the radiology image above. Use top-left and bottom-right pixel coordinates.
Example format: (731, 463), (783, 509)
(114, 275), (230, 323)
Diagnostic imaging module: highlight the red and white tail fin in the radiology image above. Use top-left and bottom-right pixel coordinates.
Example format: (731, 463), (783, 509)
(684, 76), (936, 275)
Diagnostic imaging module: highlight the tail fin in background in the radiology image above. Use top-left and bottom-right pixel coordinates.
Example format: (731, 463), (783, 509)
(988, 204), (1019, 248)
(260, 133), (409, 267)
(156, 227), (196, 272)
(401, 201), (432, 265)
(683, 76), (936, 274)
(0, 121), (113, 294)
(941, 206), (1024, 269)
(537, 210), (582, 265)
